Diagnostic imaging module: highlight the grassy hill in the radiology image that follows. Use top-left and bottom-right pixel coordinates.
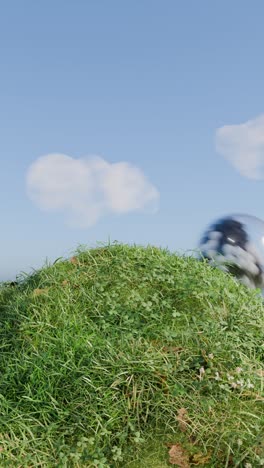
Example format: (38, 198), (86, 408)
(0, 243), (263, 467)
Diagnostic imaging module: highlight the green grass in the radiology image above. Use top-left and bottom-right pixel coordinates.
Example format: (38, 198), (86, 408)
(0, 243), (263, 467)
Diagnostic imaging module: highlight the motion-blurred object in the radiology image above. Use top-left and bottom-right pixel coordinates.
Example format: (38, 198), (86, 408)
(198, 214), (264, 291)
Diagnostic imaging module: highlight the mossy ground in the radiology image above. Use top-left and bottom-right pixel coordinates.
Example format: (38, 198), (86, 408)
(0, 243), (263, 466)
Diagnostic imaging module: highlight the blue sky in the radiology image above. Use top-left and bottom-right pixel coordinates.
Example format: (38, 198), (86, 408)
(1, 0), (264, 281)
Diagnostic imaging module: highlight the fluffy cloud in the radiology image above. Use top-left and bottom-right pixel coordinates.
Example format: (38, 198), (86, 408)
(215, 114), (264, 179)
(26, 154), (160, 227)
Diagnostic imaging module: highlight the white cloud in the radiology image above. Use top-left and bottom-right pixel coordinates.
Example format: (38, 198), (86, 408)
(26, 153), (160, 228)
(215, 114), (264, 179)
